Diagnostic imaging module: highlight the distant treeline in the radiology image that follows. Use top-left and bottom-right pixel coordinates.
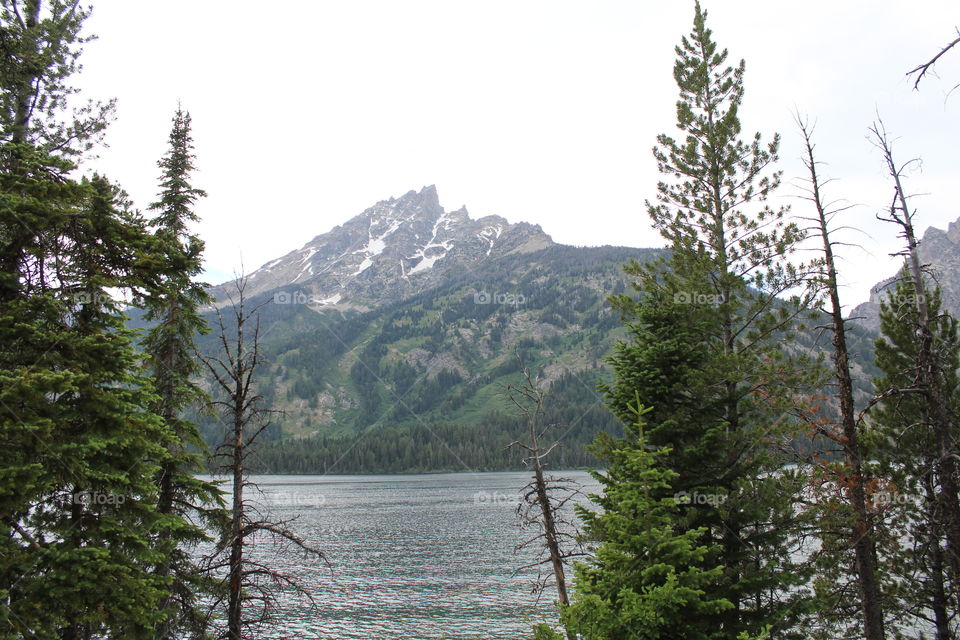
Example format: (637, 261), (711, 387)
(245, 415), (623, 474)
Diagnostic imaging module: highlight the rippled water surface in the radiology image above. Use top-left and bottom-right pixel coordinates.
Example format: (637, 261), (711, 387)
(214, 471), (599, 640)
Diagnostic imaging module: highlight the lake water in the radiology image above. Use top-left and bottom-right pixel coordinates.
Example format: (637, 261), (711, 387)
(213, 471), (600, 640)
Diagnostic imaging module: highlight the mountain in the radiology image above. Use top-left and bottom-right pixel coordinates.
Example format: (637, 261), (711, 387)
(192, 186), (888, 474)
(207, 185), (553, 312)
(196, 186), (657, 472)
(852, 216), (960, 332)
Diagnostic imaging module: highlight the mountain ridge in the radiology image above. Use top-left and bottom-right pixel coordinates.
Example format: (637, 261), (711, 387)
(207, 185), (554, 312)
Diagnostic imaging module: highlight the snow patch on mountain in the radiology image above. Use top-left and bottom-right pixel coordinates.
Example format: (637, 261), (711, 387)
(477, 224), (503, 256)
(352, 217), (403, 276)
(407, 210), (456, 275)
(316, 293), (342, 306)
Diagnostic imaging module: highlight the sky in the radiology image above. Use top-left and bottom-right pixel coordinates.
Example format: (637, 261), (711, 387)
(76, 0), (960, 309)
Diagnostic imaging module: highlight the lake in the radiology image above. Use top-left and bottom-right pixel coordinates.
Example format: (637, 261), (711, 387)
(210, 471), (600, 640)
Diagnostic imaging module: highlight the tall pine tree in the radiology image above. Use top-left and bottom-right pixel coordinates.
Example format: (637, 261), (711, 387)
(141, 107), (224, 639)
(0, 170), (176, 638)
(595, 3), (816, 637)
(1, 4), (213, 637)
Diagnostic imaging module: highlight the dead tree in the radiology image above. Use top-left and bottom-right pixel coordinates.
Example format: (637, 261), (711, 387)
(794, 115), (886, 640)
(870, 117), (960, 614)
(505, 361), (586, 636)
(907, 28), (960, 91)
(198, 277), (325, 639)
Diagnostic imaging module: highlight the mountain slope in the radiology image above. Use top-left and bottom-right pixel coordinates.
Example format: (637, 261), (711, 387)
(192, 186), (886, 473)
(192, 187), (656, 471)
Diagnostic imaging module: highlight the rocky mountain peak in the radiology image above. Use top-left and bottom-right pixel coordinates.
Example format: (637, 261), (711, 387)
(207, 186), (554, 309)
(852, 214), (960, 332)
(945, 217), (960, 245)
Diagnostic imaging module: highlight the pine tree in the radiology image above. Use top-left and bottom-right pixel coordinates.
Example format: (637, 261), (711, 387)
(1, 4), (202, 636)
(141, 107), (224, 639)
(0, 173), (175, 638)
(871, 118), (960, 616)
(869, 273), (960, 639)
(561, 398), (733, 640)
(0, 0), (115, 303)
(597, 3), (816, 637)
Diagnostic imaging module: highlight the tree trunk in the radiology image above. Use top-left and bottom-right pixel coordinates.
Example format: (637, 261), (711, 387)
(534, 463), (568, 607)
(227, 414), (244, 640)
(11, 1), (40, 145)
(924, 476), (951, 640)
(885, 145), (960, 612)
(800, 122), (886, 640)
(0, 1), (41, 304)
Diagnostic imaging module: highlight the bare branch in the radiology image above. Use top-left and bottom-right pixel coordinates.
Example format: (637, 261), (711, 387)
(907, 30), (960, 90)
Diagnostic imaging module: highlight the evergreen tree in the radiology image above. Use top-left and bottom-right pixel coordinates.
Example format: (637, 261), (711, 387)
(560, 399), (733, 640)
(871, 118), (960, 617)
(0, 172), (175, 638)
(1, 4), (207, 636)
(596, 3), (815, 637)
(140, 107), (224, 639)
(0, 0), (115, 303)
(868, 273), (960, 639)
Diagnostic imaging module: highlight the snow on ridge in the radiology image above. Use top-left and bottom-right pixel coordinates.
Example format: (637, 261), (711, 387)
(298, 247), (317, 264)
(293, 262), (314, 282)
(353, 255), (374, 276)
(407, 247), (449, 275)
(407, 210), (456, 275)
(350, 217), (403, 276)
(262, 257), (283, 271)
(477, 224), (503, 256)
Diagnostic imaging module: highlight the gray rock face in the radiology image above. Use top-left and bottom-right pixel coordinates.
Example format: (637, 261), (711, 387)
(851, 216), (960, 332)
(207, 185), (554, 309)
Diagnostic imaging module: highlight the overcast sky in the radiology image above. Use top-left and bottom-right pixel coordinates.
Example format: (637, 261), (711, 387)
(77, 0), (959, 307)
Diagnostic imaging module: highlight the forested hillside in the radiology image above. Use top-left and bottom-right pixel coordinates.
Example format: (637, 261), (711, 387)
(188, 244), (650, 472)
(181, 235), (884, 474)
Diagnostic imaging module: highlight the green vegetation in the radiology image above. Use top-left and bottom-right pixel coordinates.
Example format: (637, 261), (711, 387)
(0, 3), (188, 636)
(571, 3), (818, 635)
(563, 401), (733, 640)
(141, 107), (225, 640)
(185, 244), (648, 450)
(550, 4), (960, 640)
